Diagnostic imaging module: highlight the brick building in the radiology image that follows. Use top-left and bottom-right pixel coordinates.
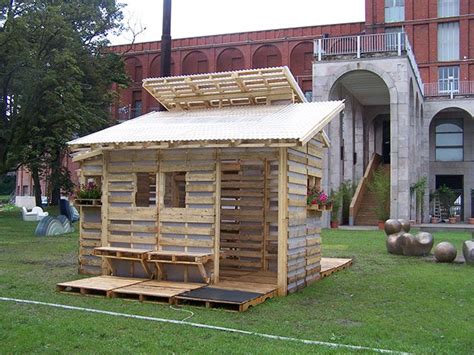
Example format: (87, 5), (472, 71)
(16, 0), (474, 224)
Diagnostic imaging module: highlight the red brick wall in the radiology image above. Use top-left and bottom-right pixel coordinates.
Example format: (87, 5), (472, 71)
(365, 0), (474, 84)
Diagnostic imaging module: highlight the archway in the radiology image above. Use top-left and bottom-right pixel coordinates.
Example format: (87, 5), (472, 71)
(289, 42), (313, 99)
(182, 51), (209, 75)
(216, 48), (245, 72)
(252, 45), (282, 68)
(328, 69), (391, 225)
(428, 107), (473, 221)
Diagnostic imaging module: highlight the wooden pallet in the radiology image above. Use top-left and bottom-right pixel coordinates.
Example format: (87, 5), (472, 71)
(320, 258), (353, 278)
(175, 285), (277, 312)
(109, 280), (205, 304)
(56, 276), (145, 296)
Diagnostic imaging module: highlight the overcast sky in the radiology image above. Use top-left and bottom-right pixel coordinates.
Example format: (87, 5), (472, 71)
(109, 0), (365, 45)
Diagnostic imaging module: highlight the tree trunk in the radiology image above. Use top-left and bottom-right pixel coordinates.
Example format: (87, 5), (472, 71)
(31, 167), (42, 207)
(50, 149), (62, 206)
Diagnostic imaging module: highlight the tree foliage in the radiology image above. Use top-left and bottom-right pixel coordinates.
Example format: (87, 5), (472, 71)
(0, 0), (129, 204)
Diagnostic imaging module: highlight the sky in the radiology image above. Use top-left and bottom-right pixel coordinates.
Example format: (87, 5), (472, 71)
(109, 0), (366, 45)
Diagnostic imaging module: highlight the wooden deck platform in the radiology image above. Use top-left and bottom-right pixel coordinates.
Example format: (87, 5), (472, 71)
(320, 258), (353, 278)
(56, 276), (145, 296)
(56, 274), (276, 311)
(57, 260), (349, 310)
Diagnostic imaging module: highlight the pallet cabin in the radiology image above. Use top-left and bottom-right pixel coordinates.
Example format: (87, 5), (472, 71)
(68, 67), (344, 299)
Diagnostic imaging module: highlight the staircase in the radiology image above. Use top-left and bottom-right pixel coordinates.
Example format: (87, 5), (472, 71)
(349, 154), (391, 226)
(353, 164), (390, 226)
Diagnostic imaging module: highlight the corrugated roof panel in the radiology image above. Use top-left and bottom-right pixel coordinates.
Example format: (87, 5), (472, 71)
(68, 101), (344, 147)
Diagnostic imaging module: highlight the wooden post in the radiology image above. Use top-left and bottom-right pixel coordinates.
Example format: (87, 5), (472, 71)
(213, 150), (221, 284)
(277, 147), (288, 296)
(262, 158), (269, 271)
(101, 151), (110, 275)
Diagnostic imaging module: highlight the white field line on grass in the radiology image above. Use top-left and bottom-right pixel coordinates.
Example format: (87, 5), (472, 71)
(0, 297), (410, 354)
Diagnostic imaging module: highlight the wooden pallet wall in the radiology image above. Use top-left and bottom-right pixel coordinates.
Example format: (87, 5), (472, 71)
(158, 149), (217, 254)
(78, 157), (103, 275)
(285, 137), (324, 293)
(106, 150), (159, 251)
(219, 149), (278, 272)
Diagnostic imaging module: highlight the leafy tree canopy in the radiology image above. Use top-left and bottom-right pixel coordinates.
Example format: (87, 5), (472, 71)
(0, 0), (129, 204)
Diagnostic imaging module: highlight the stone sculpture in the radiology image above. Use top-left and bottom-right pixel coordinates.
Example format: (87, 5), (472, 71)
(434, 242), (457, 263)
(384, 219), (433, 256)
(462, 240), (474, 265)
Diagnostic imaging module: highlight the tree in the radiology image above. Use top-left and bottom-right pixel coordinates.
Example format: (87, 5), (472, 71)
(0, 0), (129, 205)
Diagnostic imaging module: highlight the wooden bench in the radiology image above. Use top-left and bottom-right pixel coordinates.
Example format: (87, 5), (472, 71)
(147, 251), (214, 283)
(93, 247), (152, 277)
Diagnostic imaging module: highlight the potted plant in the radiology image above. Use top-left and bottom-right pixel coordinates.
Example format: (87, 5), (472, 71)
(329, 188), (342, 229)
(76, 181), (102, 206)
(448, 207), (457, 224)
(368, 166), (390, 229)
(435, 185), (457, 222)
(307, 186), (332, 211)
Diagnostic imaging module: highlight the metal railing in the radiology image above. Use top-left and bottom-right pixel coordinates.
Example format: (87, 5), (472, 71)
(315, 32), (424, 95)
(424, 81), (474, 98)
(117, 106), (142, 122)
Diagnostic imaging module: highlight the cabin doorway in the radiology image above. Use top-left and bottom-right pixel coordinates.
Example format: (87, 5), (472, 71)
(219, 158), (278, 287)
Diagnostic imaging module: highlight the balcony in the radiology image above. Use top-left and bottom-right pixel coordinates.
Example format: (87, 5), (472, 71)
(424, 81), (474, 98)
(314, 32), (424, 95)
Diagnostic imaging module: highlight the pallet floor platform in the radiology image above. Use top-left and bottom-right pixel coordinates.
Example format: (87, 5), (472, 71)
(320, 257), (353, 278)
(109, 280), (205, 303)
(56, 276), (146, 296)
(175, 286), (276, 312)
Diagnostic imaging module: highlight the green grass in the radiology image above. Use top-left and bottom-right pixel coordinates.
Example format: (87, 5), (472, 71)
(0, 209), (473, 354)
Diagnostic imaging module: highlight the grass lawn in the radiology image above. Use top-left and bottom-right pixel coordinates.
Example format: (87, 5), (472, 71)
(0, 208), (473, 354)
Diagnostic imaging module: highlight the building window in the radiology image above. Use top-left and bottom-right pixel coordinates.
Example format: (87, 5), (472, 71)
(438, 66), (459, 93)
(435, 118), (463, 161)
(438, 0), (459, 17)
(164, 172), (186, 208)
(385, 0), (405, 23)
(438, 22), (459, 61)
(135, 173), (156, 207)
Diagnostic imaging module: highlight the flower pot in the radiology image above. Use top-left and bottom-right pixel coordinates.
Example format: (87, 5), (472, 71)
(431, 217), (439, 224)
(448, 217), (457, 224)
(468, 218), (474, 225)
(378, 221), (385, 230)
(330, 220), (339, 229)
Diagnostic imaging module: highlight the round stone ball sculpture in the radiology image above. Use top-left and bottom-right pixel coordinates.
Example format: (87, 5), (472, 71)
(434, 242), (457, 263)
(462, 240), (474, 265)
(384, 219), (402, 236)
(398, 219), (411, 233)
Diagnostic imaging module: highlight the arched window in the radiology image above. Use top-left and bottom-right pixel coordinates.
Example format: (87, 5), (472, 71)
(435, 118), (463, 161)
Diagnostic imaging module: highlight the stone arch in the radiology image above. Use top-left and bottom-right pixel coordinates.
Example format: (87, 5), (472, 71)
(124, 56), (143, 83)
(216, 48), (245, 72)
(323, 62), (398, 104)
(182, 51), (209, 75)
(252, 45), (282, 69)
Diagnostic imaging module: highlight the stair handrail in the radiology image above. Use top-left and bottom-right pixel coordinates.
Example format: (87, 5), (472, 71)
(349, 153), (382, 225)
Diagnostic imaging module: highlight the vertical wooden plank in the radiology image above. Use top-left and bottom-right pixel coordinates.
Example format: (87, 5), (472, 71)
(277, 147), (288, 296)
(156, 150), (161, 250)
(262, 158), (269, 271)
(100, 151), (110, 275)
(214, 150), (221, 284)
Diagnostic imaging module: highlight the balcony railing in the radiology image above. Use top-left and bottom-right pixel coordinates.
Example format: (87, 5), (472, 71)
(117, 106), (142, 122)
(424, 81), (474, 98)
(315, 32), (424, 95)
